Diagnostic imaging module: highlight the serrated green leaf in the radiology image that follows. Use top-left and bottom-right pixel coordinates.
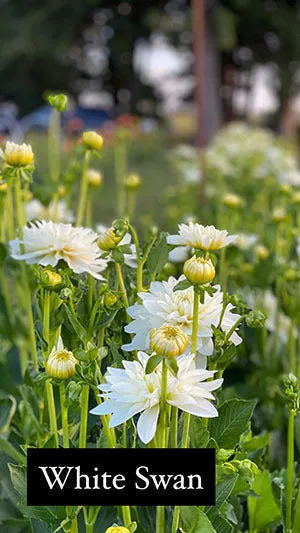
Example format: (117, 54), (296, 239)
(209, 398), (257, 448)
(146, 232), (169, 276)
(63, 303), (86, 340)
(248, 470), (281, 532)
(180, 506), (216, 532)
(190, 416), (210, 448)
(8, 464), (27, 500)
(207, 474), (238, 521)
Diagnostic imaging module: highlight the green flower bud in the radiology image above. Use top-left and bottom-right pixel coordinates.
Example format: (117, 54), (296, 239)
(60, 288), (73, 301)
(245, 310), (266, 328)
(47, 93), (68, 112)
(40, 269), (63, 291)
(104, 292), (118, 308)
(216, 448), (235, 463)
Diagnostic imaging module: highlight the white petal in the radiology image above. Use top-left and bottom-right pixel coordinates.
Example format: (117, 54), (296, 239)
(137, 405), (160, 444)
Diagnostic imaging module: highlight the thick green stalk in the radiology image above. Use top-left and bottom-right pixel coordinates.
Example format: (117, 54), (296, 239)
(286, 410), (295, 531)
(122, 506), (132, 528)
(115, 263), (129, 307)
(79, 384), (89, 448)
(156, 358), (168, 533)
(170, 407), (178, 448)
(43, 289), (51, 349)
(76, 151), (91, 227)
(60, 382), (69, 448)
(6, 182), (15, 239)
(46, 381), (58, 447)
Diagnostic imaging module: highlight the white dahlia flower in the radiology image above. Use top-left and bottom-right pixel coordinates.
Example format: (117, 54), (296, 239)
(10, 221), (108, 280)
(122, 275), (242, 355)
(96, 224), (137, 268)
(26, 199), (74, 223)
(90, 351), (223, 443)
(167, 222), (237, 251)
(234, 233), (258, 251)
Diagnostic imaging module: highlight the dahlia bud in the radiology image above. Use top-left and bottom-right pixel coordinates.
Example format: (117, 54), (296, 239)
(87, 169), (102, 187)
(280, 184), (291, 195)
(98, 227), (123, 251)
(2, 142), (34, 167)
(105, 527), (130, 533)
(222, 193), (242, 209)
(104, 291), (118, 308)
(124, 173), (141, 190)
(255, 244), (270, 260)
(285, 268), (298, 282)
(183, 256), (215, 285)
(0, 180), (7, 192)
(58, 185), (67, 197)
(83, 131), (104, 151)
(40, 270), (63, 291)
(272, 207), (288, 223)
(45, 339), (77, 380)
(47, 93), (68, 112)
(150, 325), (189, 358)
(293, 191), (300, 204)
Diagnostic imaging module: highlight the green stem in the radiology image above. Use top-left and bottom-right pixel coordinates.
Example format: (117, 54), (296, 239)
(219, 247), (227, 291)
(224, 316), (244, 343)
(87, 275), (94, 315)
(14, 177), (25, 231)
(43, 289), (51, 349)
(92, 387), (116, 448)
(114, 138), (127, 217)
(129, 224), (143, 292)
(76, 151), (91, 227)
(6, 181), (15, 239)
(115, 262), (129, 307)
(172, 286), (200, 533)
(60, 382), (69, 448)
(170, 407), (178, 448)
(79, 384), (89, 448)
(156, 358), (168, 533)
(286, 410), (295, 531)
(122, 506), (132, 528)
(46, 381), (58, 447)
(48, 108), (61, 183)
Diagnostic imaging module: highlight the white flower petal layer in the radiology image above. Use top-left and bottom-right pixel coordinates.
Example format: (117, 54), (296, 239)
(10, 220), (108, 280)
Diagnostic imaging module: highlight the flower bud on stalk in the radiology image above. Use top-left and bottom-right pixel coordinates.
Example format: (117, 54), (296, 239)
(255, 244), (270, 260)
(124, 173), (141, 190)
(272, 207), (288, 223)
(87, 169), (102, 187)
(183, 255), (215, 285)
(83, 131), (104, 151)
(150, 325), (188, 358)
(46, 347), (77, 380)
(222, 193), (242, 209)
(104, 291), (118, 308)
(47, 93), (68, 112)
(98, 227), (123, 251)
(2, 142), (34, 167)
(40, 269), (63, 291)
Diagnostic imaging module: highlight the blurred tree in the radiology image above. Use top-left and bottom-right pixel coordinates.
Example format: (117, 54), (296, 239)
(0, 0), (191, 116)
(214, 0), (300, 129)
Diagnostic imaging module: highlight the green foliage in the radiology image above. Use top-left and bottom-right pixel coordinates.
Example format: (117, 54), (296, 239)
(248, 470), (281, 532)
(209, 399), (257, 448)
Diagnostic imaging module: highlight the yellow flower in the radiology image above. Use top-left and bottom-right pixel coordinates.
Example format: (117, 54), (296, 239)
(87, 169), (102, 187)
(222, 193), (242, 209)
(124, 173), (141, 190)
(183, 256), (215, 285)
(98, 227), (123, 251)
(45, 338), (77, 379)
(105, 526), (130, 533)
(150, 325), (189, 358)
(83, 131), (104, 151)
(3, 142), (34, 167)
